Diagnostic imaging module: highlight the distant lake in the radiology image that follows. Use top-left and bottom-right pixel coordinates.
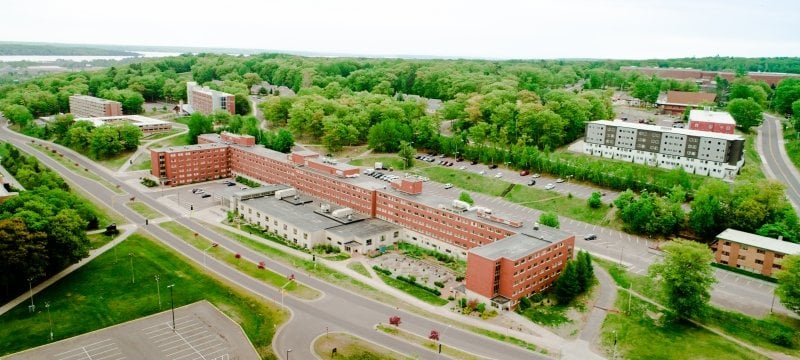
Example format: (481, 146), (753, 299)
(0, 51), (182, 62)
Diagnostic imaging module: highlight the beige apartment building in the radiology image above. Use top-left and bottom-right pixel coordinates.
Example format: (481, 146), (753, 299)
(69, 95), (123, 117)
(712, 228), (800, 276)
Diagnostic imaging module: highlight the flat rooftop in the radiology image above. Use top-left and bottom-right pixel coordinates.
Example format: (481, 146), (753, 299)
(469, 226), (572, 260)
(717, 228), (800, 255)
(70, 95), (118, 104)
(75, 115), (171, 126)
(241, 196), (343, 232)
(689, 110), (736, 124)
(591, 119), (743, 141)
(327, 218), (401, 239)
(152, 142), (229, 153)
(7, 301), (258, 360)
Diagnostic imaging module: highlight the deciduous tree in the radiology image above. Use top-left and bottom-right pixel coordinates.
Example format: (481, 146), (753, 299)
(776, 255), (800, 316)
(538, 212), (560, 229)
(727, 98), (763, 132)
(648, 240), (716, 320)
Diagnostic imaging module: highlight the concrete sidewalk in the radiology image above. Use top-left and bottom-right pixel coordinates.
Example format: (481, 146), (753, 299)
(0, 224), (138, 316)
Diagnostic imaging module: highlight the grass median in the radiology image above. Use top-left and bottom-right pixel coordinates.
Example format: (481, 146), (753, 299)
(159, 221), (320, 300)
(377, 324), (486, 360)
(313, 332), (409, 360)
(347, 261), (371, 278)
(0, 233), (287, 359)
(127, 201), (162, 219)
(29, 142), (125, 194)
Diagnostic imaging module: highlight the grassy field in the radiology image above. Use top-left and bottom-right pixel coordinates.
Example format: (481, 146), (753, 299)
(148, 134), (191, 149)
(347, 261), (371, 278)
(313, 332), (409, 360)
(376, 324), (486, 360)
(29, 143), (124, 194)
(127, 201), (162, 219)
(348, 155), (412, 170)
(87, 232), (116, 249)
(0, 233), (287, 359)
(597, 258), (799, 357)
(131, 155), (152, 171)
(601, 296), (768, 360)
(738, 131), (766, 181)
(142, 129), (182, 140)
(504, 185), (614, 226)
(97, 151), (135, 171)
(419, 166), (511, 196)
(784, 126), (800, 171)
(518, 303), (571, 327)
(158, 221), (320, 300)
(375, 273), (448, 306)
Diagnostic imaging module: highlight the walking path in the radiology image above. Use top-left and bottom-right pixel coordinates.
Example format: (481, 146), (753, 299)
(117, 130), (187, 173)
(579, 266), (618, 351)
(0, 224), (138, 316)
(624, 288), (794, 360)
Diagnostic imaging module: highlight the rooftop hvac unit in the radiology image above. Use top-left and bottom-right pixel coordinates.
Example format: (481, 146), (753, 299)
(321, 204), (331, 213)
(331, 207), (353, 218)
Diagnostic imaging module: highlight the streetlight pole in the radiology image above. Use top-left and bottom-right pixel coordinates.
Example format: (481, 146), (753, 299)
(27, 277), (35, 313)
(155, 275), (162, 309)
(128, 253), (135, 283)
(770, 289), (776, 314)
(167, 284), (175, 331)
(613, 330), (618, 359)
(203, 245), (214, 267)
(286, 348), (292, 360)
(45, 301), (53, 341)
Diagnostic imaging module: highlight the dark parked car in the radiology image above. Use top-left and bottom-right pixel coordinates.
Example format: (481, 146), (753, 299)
(447, 162), (453, 167)
(584, 234), (597, 241)
(520, 170), (530, 176)
(527, 179), (536, 186)
(489, 164), (498, 169)
(471, 161), (478, 165)
(201, 194), (212, 198)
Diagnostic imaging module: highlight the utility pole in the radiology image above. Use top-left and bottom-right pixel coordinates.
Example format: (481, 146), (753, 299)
(168, 284), (175, 331)
(45, 302), (53, 341)
(155, 275), (162, 309)
(128, 253), (135, 283)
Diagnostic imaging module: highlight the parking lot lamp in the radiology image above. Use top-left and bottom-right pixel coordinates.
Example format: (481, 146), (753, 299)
(155, 275), (162, 309)
(27, 277), (35, 312)
(45, 301), (53, 341)
(168, 284), (175, 330)
(286, 348), (292, 359)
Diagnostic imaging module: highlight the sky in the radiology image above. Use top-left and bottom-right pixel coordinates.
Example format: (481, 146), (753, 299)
(3, 0), (799, 59)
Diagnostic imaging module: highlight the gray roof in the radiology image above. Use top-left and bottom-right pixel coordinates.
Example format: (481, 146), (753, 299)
(469, 226), (572, 261)
(152, 143), (228, 153)
(326, 218), (400, 239)
(241, 196), (341, 232)
(591, 120), (743, 141)
(717, 228), (800, 255)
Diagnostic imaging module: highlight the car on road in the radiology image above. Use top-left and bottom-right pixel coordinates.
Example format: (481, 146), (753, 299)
(555, 178), (565, 183)
(532, 173), (541, 178)
(201, 194), (212, 198)
(584, 234), (597, 241)
(489, 164), (498, 169)
(494, 173), (503, 178)
(444, 183), (453, 189)
(520, 170), (529, 176)
(479, 170), (486, 175)
(226, 182), (236, 187)
(458, 165), (466, 170)
(471, 161), (478, 165)
(545, 183), (555, 190)
(527, 179), (536, 186)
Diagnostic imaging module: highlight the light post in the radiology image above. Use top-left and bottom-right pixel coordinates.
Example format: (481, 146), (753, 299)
(437, 324), (452, 359)
(203, 245), (213, 267)
(167, 284), (175, 331)
(128, 253), (135, 284)
(45, 301), (53, 341)
(286, 348), (292, 360)
(612, 330), (618, 359)
(770, 289), (777, 313)
(618, 246), (624, 266)
(155, 275), (162, 309)
(27, 277), (35, 313)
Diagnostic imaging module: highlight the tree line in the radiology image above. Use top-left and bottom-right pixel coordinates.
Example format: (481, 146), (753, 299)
(0, 143), (99, 301)
(185, 111), (295, 153)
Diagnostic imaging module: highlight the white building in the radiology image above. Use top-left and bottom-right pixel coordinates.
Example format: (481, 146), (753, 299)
(583, 120), (745, 179)
(75, 115), (173, 134)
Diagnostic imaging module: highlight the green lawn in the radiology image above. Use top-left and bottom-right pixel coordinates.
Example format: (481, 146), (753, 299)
(0, 233), (287, 359)
(313, 332), (410, 360)
(158, 221), (320, 300)
(127, 201), (162, 219)
(738, 131), (765, 182)
(376, 324), (484, 360)
(601, 296), (767, 360)
(376, 273), (448, 306)
(419, 167), (511, 196)
(87, 232), (116, 249)
(149, 134), (191, 149)
(347, 261), (371, 278)
(142, 129), (182, 140)
(97, 150), (135, 171)
(504, 185), (614, 226)
(131, 156), (152, 171)
(348, 155), (412, 170)
(518, 303), (571, 327)
(784, 126), (800, 172)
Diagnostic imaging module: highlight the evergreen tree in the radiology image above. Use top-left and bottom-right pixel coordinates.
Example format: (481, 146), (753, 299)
(553, 260), (580, 303)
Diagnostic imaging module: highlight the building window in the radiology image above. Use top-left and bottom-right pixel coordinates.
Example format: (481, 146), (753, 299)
(366, 239), (372, 246)
(756, 249), (765, 254)
(393, 231), (399, 238)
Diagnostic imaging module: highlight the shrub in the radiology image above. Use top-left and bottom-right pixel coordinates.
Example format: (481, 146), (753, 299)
(476, 302), (486, 313)
(769, 331), (794, 347)
(372, 265), (392, 276)
(140, 178), (158, 187)
(434, 281), (445, 288)
(530, 293), (544, 303)
(518, 296), (532, 311)
(455, 275), (465, 282)
(396, 275), (441, 296)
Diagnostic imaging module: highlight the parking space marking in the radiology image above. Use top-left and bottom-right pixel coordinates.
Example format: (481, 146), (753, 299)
(54, 339), (124, 360)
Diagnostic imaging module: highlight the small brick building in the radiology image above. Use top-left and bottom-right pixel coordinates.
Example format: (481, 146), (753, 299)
(712, 229), (800, 276)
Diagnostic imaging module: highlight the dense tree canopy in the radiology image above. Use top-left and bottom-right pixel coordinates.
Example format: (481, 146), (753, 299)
(727, 98), (763, 132)
(776, 255), (800, 316)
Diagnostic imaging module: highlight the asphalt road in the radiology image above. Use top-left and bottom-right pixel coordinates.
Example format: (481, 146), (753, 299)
(0, 125), (548, 360)
(759, 114), (800, 212)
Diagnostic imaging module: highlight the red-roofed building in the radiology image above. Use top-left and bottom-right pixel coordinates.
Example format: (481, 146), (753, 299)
(657, 91), (717, 115)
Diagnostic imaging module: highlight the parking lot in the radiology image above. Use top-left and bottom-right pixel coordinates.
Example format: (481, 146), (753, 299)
(7, 301), (258, 360)
(411, 153), (621, 202)
(156, 179), (249, 214)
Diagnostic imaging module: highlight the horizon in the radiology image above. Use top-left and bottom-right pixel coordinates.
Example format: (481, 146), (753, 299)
(3, 0), (799, 60)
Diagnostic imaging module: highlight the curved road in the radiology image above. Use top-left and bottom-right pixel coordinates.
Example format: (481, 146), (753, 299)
(0, 125), (548, 360)
(759, 114), (800, 212)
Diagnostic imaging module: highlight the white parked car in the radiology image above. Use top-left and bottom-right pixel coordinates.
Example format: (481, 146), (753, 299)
(444, 183), (454, 189)
(459, 166), (466, 170)
(494, 173), (503, 178)
(479, 170), (486, 175)
(532, 173), (541, 178)
(556, 178), (565, 183)
(545, 183), (555, 190)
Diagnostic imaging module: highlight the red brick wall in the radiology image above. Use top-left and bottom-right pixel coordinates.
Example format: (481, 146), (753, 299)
(465, 253), (498, 299)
